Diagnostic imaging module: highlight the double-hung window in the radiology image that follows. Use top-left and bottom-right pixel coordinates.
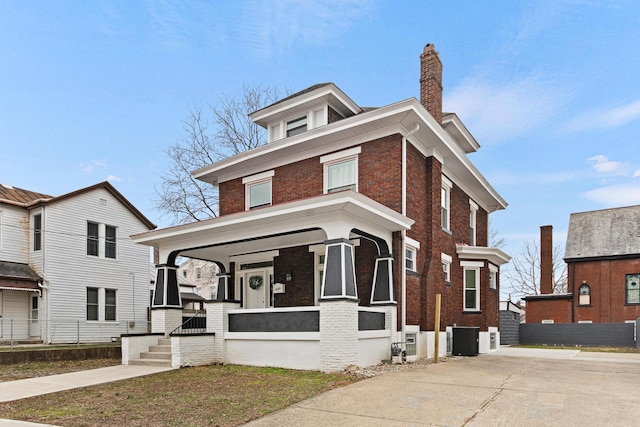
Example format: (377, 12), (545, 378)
(105, 225), (116, 259)
(470, 200), (478, 246)
(321, 147), (360, 194)
(243, 170), (274, 210)
(86, 287), (99, 321)
(286, 116), (307, 137)
(441, 175), (452, 231)
(33, 214), (42, 251)
(405, 237), (420, 273)
(441, 253), (452, 283)
(87, 222), (117, 258)
(626, 274), (640, 304)
(87, 287), (117, 321)
(462, 261), (483, 311)
(87, 222), (99, 256)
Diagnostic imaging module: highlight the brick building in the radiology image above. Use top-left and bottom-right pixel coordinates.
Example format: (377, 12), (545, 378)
(131, 44), (510, 371)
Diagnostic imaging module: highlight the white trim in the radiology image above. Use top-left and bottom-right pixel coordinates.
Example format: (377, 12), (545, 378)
(242, 170), (275, 184)
(405, 236), (420, 249)
(441, 253), (452, 263)
(460, 260), (484, 268)
(320, 146), (361, 164)
(442, 175), (453, 189)
(469, 199), (479, 210)
(230, 250), (280, 264)
(488, 263), (498, 272)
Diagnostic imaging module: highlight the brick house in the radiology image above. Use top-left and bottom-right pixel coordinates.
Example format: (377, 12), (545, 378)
(129, 44), (510, 371)
(525, 206), (640, 324)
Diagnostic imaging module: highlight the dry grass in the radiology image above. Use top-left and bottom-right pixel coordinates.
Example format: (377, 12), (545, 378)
(0, 362), (358, 426)
(0, 358), (120, 382)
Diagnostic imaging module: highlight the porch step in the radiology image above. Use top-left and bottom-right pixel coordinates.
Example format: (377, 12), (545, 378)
(127, 338), (173, 368)
(140, 350), (172, 360)
(148, 344), (171, 353)
(128, 358), (172, 367)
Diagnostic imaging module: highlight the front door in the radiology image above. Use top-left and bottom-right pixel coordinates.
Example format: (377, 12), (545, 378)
(240, 268), (273, 309)
(30, 295), (39, 337)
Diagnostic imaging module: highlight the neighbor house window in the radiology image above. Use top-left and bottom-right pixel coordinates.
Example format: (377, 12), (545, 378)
(462, 261), (483, 311)
(442, 253), (452, 283)
(33, 214), (42, 251)
(441, 176), (452, 231)
(87, 287), (117, 321)
(196, 267), (202, 279)
(87, 222), (99, 256)
(469, 200), (478, 245)
(105, 225), (116, 259)
(626, 274), (640, 304)
(286, 116), (307, 137)
(578, 283), (591, 305)
(321, 147), (360, 194)
(86, 288), (99, 321)
(489, 264), (498, 290)
(243, 170), (274, 210)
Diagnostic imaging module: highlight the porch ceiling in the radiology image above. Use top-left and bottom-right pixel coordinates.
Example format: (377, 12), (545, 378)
(133, 191), (413, 262)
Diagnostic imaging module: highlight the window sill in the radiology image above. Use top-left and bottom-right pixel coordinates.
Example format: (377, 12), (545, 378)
(463, 310), (481, 314)
(578, 304), (593, 307)
(406, 269), (419, 277)
(441, 228), (453, 236)
(624, 303), (640, 306)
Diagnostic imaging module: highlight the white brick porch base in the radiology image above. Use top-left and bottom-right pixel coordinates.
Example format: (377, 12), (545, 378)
(151, 308), (182, 335)
(320, 299), (359, 373)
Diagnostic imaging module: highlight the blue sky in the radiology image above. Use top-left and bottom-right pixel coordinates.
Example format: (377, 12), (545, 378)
(2, 1), (640, 269)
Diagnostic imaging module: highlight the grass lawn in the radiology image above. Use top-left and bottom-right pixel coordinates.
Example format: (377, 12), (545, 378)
(0, 361), (358, 426)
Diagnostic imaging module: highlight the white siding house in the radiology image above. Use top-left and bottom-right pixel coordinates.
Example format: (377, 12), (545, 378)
(0, 182), (155, 343)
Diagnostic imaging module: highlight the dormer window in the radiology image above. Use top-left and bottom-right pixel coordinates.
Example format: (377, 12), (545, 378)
(243, 170), (274, 210)
(286, 116), (307, 137)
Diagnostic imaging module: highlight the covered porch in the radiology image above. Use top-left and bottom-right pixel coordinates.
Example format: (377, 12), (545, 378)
(0, 261), (43, 343)
(128, 191), (413, 371)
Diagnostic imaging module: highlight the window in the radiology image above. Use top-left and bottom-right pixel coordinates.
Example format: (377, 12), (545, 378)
(87, 287), (117, 321)
(469, 200), (478, 246)
(321, 147), (360, 194)
(182, 270), (188, 278)
(405, 247), (416, 272)
(286, 116), (307, 137)
(626, 274), (640, 304)
(105, 289), (116, 321)
(441, 176), (452, 231)
(87, 222), (99, 256)
(441, 253), (452, 283)
(489, 264), (498, 290)
(462, 261), (483, 311)
(578, 283), (591, 305)
(87, 288), (99, 321)
(105, 225), (116, 259)
(33, 214), (42, 251)
(196, 267), (202, 279)
(243, 170), (274, 210)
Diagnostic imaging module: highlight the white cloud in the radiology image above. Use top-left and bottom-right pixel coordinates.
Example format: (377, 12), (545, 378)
(582, 182), (640, 206)
(564, 98), (640, 132)
(588, 155), (629, 176)
(106, 175), (122, 182)
(634, 169), (640, 178)
(80, 160), (106, 175)
(443, 75), (565, 143)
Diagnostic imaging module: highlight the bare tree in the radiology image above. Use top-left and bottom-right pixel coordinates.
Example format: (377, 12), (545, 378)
(502, 239), (567, 300)
(156, 85), (285, 224)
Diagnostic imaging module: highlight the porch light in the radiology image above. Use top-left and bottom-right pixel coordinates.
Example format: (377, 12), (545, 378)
(285, 272), (292, 281)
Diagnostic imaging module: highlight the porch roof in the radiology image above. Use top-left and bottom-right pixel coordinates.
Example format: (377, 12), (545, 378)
(0, 261), (42, 292)
(132, 191), (413, 262)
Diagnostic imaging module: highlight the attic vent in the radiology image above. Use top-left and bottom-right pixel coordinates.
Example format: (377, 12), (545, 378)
(99, 198), (107, 206)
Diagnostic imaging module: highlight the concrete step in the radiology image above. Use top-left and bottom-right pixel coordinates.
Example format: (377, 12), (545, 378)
(149, 344), (171, 353)
(128, 358), (172, 367)
(158, 338), (171, 346)
(140, 351), (171, 360)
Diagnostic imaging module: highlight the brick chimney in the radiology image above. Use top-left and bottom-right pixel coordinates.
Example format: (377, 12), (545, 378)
(420, 43), (443, 123)
(540, 225), (553, 294)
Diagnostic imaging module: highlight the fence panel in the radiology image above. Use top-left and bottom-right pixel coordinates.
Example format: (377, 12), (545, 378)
(519, 322), (635, 347)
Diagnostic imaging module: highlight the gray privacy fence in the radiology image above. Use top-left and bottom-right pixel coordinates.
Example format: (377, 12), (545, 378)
(520, 322), (636, 347)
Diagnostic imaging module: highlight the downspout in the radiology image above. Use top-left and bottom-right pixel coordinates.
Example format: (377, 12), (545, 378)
(401, 124), (420, 341)
(570, 262), (575, 323)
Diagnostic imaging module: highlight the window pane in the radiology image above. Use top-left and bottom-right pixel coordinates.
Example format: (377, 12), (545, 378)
(33, 214), (42, 251)
(249, 181), (271, 208)
(87, 288), (98, 321)
(627, 277), (640, 304)
(286, 116), (307, 137)
(105, 289), (116, 321)
(87, 223), (99, 256)
(105, 225), (116, 259)
(328, 160), (356, 192)
(465, 290), (477, 309)
(465, 269), (476, 288)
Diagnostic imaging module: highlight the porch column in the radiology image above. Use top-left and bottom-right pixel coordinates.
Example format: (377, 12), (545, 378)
(370, 254), (396, 305)
(151, 264), (182, 335)
(319, 299), (359, 372)
(215, 273), (232, 301)
(206, 300), (240, 364)
(321, 238), (358, 300)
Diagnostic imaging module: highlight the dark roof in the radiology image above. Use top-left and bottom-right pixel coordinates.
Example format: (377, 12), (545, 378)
(0, 184), (52, 207)
(181, 292), (206, 302)
(522, 293), (573, 301)
(0, 261), (42, 282)
(0, 181), (156, 230)
(565, 205), (640, 260)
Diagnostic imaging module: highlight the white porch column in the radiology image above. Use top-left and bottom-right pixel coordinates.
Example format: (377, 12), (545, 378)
(319, 299), (359, 372)
(151, 308), (182, 336)
(206, 301), (241, 364)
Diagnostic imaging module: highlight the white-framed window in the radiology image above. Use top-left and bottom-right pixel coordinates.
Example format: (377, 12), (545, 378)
(626, 274), (640, 305)
(441, 253), (452, 283)
(87, 287), (117, 322)
(286, 116), (307, 137)
(405, 237), (420, 272)
(87, 222), (117, 259)
(461, 261), (483, 311)
(33, 213), (42, 252)
(469, 200), (478, 246)
(321, 147), (360, 194)
(441, 175), (452, 231)
(578, 283), (591, 305)
(243, 170), (274, 210)
(489, 264), (498, 290)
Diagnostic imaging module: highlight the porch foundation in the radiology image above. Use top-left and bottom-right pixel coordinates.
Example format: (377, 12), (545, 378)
(151, 308), (182, 336)
(319, 299), (359, 372)
(206, 301), (240, 364)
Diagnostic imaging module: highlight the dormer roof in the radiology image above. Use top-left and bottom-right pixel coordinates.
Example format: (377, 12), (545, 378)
(249, 83), (362, 128)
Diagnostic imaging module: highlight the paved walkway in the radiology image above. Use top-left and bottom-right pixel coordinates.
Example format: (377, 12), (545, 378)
(1, 348), (639, 426)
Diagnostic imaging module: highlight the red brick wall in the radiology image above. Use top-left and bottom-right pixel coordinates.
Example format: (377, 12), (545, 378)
(355, 238), (377, 306)
(273, 246), (315, 307)
(219, 179), (244, 216)
(571, 258), (640, 323)
(526, 298), (572, 323)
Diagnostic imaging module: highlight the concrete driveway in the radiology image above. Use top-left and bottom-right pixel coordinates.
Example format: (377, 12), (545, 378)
(247, 347), (640, 426)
